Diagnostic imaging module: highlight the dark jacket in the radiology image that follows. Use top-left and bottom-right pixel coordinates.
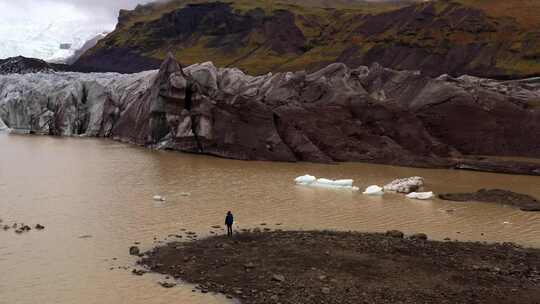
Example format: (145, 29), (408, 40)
(225, 213), (234, 226)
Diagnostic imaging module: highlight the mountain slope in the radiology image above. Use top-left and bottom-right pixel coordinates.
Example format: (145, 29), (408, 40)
(0, 56), (55, 74)
(76, 0), (540, 79)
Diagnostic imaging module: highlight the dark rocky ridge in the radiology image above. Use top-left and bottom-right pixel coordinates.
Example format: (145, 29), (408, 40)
(139, 230), (540, 304)
(1, 55), (539, 175)
(76, 1), (540, 79)
(0, 56), (55, 74)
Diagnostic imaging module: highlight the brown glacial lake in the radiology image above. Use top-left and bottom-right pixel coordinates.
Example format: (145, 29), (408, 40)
(1, 133), (540, 303)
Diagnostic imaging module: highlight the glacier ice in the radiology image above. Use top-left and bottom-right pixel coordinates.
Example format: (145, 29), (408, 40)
(406, 192), (435, 200)
(294, 175), (317, 185)
(383, 176), (424, 193)
(153, 195), (165, 202)
(363, 185), (384, 195)
(294, 175), (359, 190)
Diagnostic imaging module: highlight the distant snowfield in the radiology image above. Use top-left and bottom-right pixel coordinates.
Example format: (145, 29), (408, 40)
(0, 1), (115, 62)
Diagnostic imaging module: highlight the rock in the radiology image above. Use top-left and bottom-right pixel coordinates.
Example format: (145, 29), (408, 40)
(409, 233), (428, 241)
(383, 177), (424, 193)
(321, 287), (331, 294)
(132, 269), (146, 276)
(271, 274), (285, 282)
(439, 189), (540, 211)
(453, 159), (540, 176)
(35, 224), (45, 230)
(129, 246), (141, 256)
(244, 262), (256, 269)
(159, 282), (176, 288)
(19, 225), (31, 232)
(385, 230), (404, 239)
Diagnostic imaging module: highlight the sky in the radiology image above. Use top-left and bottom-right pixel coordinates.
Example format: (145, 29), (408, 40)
(0, 0), (153, 60)
(0, 0), (151, 21)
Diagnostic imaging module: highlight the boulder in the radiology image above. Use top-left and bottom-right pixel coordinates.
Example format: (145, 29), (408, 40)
(129, 246), (141, 256)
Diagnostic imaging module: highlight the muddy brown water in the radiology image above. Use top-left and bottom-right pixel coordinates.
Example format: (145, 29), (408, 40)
(1, 133), (540, 304)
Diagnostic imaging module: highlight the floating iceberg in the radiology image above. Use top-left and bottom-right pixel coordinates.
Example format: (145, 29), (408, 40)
(153, 195), (166, 201)
(294, 175), (359, 191)
(363, 185), (384, 195)
(383, 177), (424, 193)
(406, 192), (434, 200)
(294, 175), (317, 185)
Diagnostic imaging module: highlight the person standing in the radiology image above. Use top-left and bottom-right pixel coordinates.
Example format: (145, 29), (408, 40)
(225, 211), (234, 237)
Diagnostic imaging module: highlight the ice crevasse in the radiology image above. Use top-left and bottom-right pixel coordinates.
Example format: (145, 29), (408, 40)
(294, 175), (359, 191)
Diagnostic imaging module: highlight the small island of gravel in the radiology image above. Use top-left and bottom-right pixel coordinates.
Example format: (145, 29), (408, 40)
(138, 230), (540, 304)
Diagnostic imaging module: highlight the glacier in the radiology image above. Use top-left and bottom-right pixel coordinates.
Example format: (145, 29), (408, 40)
(0, 2), (113, 63)
(0, 54), (539, 175)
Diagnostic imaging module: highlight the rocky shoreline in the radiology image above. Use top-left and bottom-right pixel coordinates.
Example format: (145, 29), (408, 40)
(138, 230), (540, 304)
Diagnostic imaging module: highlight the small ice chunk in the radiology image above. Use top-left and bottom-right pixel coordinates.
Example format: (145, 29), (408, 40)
(363, 185), (384, 195)
(294, 175), (357, 190)
(294, 175), (317, 185)
(153, 195), (166, 201)
(316, 178), (334, 185)
(333, 179), (354, 187)
(406, 192), (434, 200)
